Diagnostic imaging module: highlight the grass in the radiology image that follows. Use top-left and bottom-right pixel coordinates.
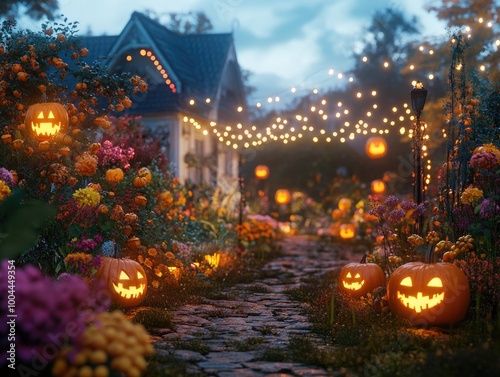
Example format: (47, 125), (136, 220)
(142, 238), (500, 376)
(285, 269), (500, 377)
(226, 336), (266, 352)
(144, 352), (206, 377)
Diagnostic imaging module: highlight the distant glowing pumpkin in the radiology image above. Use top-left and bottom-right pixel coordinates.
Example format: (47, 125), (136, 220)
(25, 102), (68, 141)
(365, 137), (387, 159)
(254, 165), (270, 180)
(275, 189), (291, 205)
(371, 179), (386, 194)
(339, 223), (356, 240)
(338, 198), (352, 212)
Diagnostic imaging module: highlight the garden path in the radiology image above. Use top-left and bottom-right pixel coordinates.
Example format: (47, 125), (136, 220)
(150, 235), (360, 377)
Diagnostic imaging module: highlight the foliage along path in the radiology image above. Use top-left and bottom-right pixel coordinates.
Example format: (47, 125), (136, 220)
(148, 235), (360, 376)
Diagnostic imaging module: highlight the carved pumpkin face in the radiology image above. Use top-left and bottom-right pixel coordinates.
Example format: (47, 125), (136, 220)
(339, 223), (356, 240)
(387, 262), (470, 326)
(365, 137), (387, 159)
(338, 258), (386, 298)
(93, 257), (147, 308)
(371, 179), (386, 194)
(25, 103), (68, 141)
(254, 165), (270, 180)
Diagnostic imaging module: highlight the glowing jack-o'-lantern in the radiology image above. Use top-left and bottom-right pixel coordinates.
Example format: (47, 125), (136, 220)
(275, 189), (291, 205)
(365, 136), (387, 159)
(25, 102), (69, 141)
(339, 223), (356, 240)
(93, 257), (148, 308)
(338, 198), (352, 212)
(338, 255), (386, 298)
(371, 179), (386, 194)
(254, 165), (270, 180)
(387, 248), (470, 326)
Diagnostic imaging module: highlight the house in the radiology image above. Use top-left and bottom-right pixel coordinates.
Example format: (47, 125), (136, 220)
(82, 11), (248, 186)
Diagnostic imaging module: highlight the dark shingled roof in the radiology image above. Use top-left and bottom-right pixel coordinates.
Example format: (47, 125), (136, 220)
(80, 11), (242, 119)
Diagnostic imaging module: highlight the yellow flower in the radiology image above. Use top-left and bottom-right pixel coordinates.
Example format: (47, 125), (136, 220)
(73, 187), (101, 207)
(144, 258), (153, 269)
(460, 186), (483, 205)
(152, 280), (159, 288)
(0, 180), (11, 202)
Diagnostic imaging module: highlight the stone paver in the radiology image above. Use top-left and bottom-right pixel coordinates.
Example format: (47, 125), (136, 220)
(152, 235), (358, 376)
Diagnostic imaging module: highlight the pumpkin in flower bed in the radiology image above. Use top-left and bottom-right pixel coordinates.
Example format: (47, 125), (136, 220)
(387, 247), (470, 327)
(338, 254), (386, 298)
(93, 256), (147, 308)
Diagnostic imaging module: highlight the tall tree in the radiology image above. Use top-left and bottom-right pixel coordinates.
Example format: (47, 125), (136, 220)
(0, 0), (59, 20)
(426, 0), (500, 79)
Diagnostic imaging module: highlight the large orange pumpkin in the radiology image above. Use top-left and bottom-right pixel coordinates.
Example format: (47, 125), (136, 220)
(338, 254), (386, 298)
(93, 257), (147, 308)
(387, 248), (470, 327)
(25, 102), (69, 141)
(105, 168), (124, 183)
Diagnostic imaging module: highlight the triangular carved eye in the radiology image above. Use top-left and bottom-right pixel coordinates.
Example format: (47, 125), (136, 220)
(37, 111), (44, 119)
(48, 111), (55, 119)
(119, 271), (130, 280)
(400, 277), (412, 287)
(346, 272), (352, 278)
(427, 277), (443, 287)
(137, 271), (144, 279)
(355, 273), (361, 278)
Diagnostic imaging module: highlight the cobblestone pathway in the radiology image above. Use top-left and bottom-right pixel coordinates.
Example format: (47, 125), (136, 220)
(151, 235), (359, 376)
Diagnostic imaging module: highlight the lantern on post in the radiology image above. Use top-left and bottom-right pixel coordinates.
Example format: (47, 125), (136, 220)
(410, 81), (428, 206)
(274, 189), (291, 205)
(25, 102), (69, 141)
(254, 165), (269, 180)
(365, 136), (387, 159)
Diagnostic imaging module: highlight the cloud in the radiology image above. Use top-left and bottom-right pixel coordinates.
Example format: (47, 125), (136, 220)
(238, 31), (322, 82)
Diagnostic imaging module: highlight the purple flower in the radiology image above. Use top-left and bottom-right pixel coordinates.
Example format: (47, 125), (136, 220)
(411, 203), (427, 219)
(375, 205), (387, 216)
(387, 209), (405, 224)
(384, 195), (399, 207)
(479, 198), (500, 219)
(470, 151), (498, 170)
(0, 261), (108, 366)
(0, 168), (14, 187)
(400, 200), (417, 211)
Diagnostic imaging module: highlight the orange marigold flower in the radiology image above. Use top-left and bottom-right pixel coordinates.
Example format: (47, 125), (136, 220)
(74, 152), (98, 177)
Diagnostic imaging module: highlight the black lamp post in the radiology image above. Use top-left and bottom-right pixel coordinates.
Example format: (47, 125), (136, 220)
(410, 81), (428, 206)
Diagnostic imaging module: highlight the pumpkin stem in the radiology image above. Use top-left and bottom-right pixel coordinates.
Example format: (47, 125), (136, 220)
(360, 254), (368, 264)
(114, 243), (122, 259)
(41, 92), (47, 103)
(424, 244), (436, 264)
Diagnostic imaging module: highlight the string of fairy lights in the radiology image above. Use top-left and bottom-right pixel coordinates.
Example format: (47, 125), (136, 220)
(173, 16), (499, 152)
(126, 14), (498, 153)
